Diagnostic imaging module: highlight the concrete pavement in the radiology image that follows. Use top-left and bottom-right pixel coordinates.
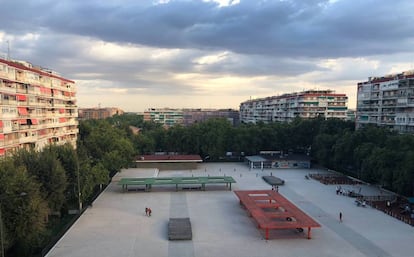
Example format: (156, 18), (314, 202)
(46, 163), (414, 257)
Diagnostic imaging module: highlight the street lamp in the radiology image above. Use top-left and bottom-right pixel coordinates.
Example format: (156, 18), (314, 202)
(77, 160), (82, 213)
(0, 192), (27, 257)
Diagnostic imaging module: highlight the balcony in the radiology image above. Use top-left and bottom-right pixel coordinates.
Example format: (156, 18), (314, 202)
(0, 84), (16, 94)
(378, 118), (395, 124)
(19, 136), (37, 144)
(382, 93), (398, 99)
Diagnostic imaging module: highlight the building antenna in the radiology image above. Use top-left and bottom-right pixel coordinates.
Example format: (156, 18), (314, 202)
(6, 40), (10, 60)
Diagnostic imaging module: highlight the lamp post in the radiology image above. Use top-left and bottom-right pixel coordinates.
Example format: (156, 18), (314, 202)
(0, 192), (27, 257)
(77, 160), (82, 213)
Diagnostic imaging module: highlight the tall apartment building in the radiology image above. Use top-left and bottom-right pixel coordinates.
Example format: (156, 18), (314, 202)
(0, 58), (78, 156)
(356, 70), (414, 133)
(78, 107), (124, 120)
(240, 90), (348, 124)
(144, 108), (240, 128)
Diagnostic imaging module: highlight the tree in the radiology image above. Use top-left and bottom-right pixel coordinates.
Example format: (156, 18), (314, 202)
(53, 144), (79, 208)
(133, 134), (156, 154)
(37, 147), (68, 212)
(197, 118), (232, 160)
(12, 148), (67, 212)
(80, 119), (135, 173)
(0, 158), (48, 255)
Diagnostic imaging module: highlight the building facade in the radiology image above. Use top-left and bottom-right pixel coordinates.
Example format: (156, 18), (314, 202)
(78, 107), (124, 120)
(143, 108), (184, 128)
(240, 90), (348, 124)
(356, 70), (414, 133)
(182, 108), (239, 126)
(0, 58), (78, 156)
(144, 108), (239, 128)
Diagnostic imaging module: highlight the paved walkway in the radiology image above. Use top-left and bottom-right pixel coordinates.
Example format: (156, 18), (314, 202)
(168, 193), (194, 257)
(46, 163), (414, 257)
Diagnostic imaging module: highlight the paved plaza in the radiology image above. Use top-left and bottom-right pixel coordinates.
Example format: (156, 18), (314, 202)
(46, 163), (414, 257)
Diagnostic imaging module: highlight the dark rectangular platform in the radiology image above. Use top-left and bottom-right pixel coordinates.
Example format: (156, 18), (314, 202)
(168, 218), (192, 240)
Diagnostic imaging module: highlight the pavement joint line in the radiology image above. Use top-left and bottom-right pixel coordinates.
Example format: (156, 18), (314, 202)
(168, 192), (195, 257)
(282, 187), (392, 257)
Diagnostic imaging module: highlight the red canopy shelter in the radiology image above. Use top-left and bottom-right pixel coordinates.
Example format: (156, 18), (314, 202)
(234, 190), (321, 240)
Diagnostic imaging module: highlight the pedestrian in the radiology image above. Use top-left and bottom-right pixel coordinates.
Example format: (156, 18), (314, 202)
(148, 208), (152, 217)
(276, 186), (279, 192)
(272, 185), (275, 191)
(339, 212), (343, 222)
(145, 207), (148, 216)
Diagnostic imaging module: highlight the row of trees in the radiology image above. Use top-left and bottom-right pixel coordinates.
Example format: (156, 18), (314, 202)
(313, 124), (414, 195)
(0, 118), (137, 256)
(1, 113), (413, 255)
(121, 115), (413, 196)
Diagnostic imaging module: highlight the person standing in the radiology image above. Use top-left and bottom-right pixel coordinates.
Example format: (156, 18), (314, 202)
(148, 208), (152, 217)
(339, 212), (343, 222)
(145, 207), (148, 216)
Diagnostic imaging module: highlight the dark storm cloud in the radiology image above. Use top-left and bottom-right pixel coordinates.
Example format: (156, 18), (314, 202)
(1, 0), (414, 59)
(1, 0), (413, 111)
(193, 53), (324, 77)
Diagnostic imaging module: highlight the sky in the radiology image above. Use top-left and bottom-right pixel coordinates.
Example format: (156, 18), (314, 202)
(1, 0), (414, 112)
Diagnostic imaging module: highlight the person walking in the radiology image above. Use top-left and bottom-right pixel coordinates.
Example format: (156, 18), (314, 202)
(339, 212), (343, 222)
(148, 208), (152, 217)
(145, 207), (148, 216)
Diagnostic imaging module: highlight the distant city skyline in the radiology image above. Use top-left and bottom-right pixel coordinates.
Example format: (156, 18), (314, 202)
(1, 0), (414, 112)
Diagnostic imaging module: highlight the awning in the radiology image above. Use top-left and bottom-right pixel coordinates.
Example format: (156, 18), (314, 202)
(0, 121), (3, 128)
(0, 134), (4, 140)
(18, 107), (28, 115)
(31, 119), (38, 125)
(0, 149), (5, 155)
(59, 108), (65, 113)
(40, 87), (52, 95)
(19, 119), (27, 125)
(59, 117), (67, 123)
(16, 94), (27, 101)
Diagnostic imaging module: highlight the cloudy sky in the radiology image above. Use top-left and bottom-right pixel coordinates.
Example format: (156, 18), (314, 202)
(1, 0), (414, 112)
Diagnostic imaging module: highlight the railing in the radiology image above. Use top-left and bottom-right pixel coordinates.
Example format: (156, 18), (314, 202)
(0, 85), (16, 93)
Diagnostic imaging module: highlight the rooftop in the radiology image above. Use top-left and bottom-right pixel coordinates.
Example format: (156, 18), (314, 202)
(135, 154), (203, 162)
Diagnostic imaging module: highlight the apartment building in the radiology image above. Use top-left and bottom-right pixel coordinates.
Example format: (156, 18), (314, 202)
(182, 108), (240, 126)
(356, 70), (414, 133)
(144, 108), (184, 128)
(144, 108), (240, 128)
(0, 58), (78, 156)
(78, 107), (124, 120)
(240, 90), (348, 124)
